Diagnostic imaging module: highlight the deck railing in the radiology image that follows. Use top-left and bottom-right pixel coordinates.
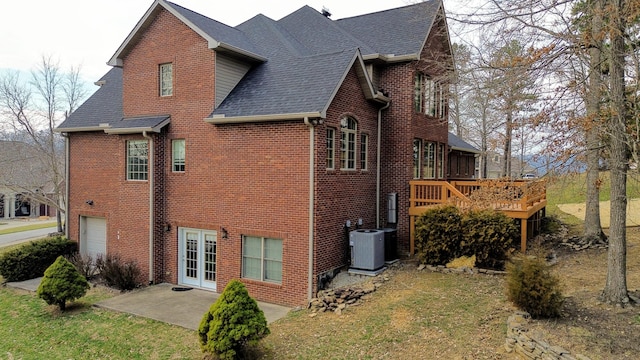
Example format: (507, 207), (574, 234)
(408, 179), (547, 253)
(410, 179), (546, 217)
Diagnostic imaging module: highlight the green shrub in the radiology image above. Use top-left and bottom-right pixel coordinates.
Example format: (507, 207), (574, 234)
(199, 279), (270, 359)
(506, 254), (564, 318)
(415, 205), (462, 265)
(37, 256), (90, 311)
(460, 210), (518, 270)
(97, 254), (141, 291)
(0, 237), (77, 282)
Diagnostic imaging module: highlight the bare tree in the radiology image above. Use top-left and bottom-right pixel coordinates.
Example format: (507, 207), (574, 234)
(0, 56), (87, 232)
(600, 0), (631, 305)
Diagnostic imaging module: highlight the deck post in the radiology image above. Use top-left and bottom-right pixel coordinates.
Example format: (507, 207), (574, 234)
(520, 218), (527, 253)
(410, 215), (415, 256)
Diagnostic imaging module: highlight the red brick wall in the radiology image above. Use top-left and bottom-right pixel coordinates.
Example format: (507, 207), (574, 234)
(314, 66), (381, 277)
(66, 8), (453, 306)
(378, 21), (453, 254)
(67, 132), (151, 283)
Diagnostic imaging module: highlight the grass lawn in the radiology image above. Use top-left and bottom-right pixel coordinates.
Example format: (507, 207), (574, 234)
(0, 222), (59, 236)
(0, 287), (201, 359)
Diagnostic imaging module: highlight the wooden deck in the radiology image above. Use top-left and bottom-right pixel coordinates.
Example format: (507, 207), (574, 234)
(409, 179), (547, 254)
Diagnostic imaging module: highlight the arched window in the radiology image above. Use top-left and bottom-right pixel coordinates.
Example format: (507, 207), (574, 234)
(340, 116), (357, 170)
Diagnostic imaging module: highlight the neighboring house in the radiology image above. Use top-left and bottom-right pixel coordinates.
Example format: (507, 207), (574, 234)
(56, 0), (468, 306)
(0, 140), (59, 219)
(484, 151), (537, 179)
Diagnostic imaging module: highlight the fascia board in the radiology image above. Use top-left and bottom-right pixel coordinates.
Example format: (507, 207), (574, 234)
(205, 112), (323, 124)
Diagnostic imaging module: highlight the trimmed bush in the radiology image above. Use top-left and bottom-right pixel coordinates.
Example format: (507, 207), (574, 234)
(96, 254), (141, 291)
(415, 205), (462, 265)
(199, 279), (270, 359)
(460, 209), (518, 269)
(37, 256), (90, 311)
(0, 237), (76, 282)
(506, 254), (564, 318)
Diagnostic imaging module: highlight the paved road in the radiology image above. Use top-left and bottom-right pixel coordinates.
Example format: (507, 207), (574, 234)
(0, 227), (58, 247)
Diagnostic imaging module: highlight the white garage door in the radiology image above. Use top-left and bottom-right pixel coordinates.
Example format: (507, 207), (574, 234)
(81, 217), (106, 258)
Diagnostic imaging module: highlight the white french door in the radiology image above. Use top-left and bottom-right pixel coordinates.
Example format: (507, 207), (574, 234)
(178, 228), (217, 290)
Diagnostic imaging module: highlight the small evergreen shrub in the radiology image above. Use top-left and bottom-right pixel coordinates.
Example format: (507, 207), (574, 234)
(506, 254), (564, 318)
(0, 237), (76, 282)
(199, 279), (270, 360)
(97, 254), (141, 291)
(37, 256), (90, 311)
(415, 205), (462, 265)
(460, 209), (518, 269)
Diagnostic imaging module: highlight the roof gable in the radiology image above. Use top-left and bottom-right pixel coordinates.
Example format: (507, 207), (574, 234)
(108, 0), (265, 67)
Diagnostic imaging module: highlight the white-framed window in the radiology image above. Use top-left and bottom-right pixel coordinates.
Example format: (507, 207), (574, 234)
(326, 128), (335, 170)
(413, 138), (422, 179)
(242, 235), (283, 284)
(414, 74), (424, 113)
(172, 139), (185, 172)
(423, 141), (436, 179)
(360, 133), (368, 170)
(127, 140), (148, 181)
(414, 72), (445, 118)
(160, 63), (173, 97)
(340, 117), (357, 170)
(438, 143), (445, 179)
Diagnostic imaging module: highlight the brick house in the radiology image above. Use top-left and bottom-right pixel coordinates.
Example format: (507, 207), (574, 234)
(56, 0), (470, 306)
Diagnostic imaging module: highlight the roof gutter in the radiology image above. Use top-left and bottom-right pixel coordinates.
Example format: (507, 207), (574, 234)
(205, 112), (323, 125)
(362, 53), (419, 63)
(376, 100), (391, 229)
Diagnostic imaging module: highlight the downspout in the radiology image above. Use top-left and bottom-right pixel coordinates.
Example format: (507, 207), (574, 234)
(143, 131), (154, 284)
(376, 101), (391, 229)
(62, 132), (70, 238)
(303, 117), (315, 300)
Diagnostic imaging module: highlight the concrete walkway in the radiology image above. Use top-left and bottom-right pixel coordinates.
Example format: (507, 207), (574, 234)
(6, 279), (291, 330)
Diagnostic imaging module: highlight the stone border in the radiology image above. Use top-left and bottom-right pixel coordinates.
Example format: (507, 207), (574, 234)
(505, 312), (591, 360)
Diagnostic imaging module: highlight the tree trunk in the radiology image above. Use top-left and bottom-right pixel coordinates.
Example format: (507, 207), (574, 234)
(502, 111), (513, 177)
(584, 0), (605, 242)
(601, 0), (629, 306)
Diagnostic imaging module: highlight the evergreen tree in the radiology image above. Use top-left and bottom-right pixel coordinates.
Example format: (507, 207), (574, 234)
(37, 255), (90, 311)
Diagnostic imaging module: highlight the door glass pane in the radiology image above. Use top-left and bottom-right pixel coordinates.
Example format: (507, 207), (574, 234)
(204, 233), (216, 282)
(186, 232), (198, 279)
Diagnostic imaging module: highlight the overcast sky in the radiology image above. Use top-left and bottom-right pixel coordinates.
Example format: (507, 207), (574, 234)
(1, 0), (421, 84)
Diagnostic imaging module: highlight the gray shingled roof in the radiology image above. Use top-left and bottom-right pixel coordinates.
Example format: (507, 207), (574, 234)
(164, 1), (264, 59)
(336, 0), (441, 57)
(211, 49), (359, 118)
(448, 132), (480, 153)
(105, 115), (170, 134)
(56, 68), (123, 132)
(59, 1), (443, 130)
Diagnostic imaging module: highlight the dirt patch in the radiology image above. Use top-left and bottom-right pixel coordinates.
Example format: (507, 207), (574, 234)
(557, 198), (640, 227)
(525, 227), (640, 359)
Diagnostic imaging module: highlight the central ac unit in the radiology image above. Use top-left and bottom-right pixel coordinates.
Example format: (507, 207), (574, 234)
(349, 229), (385, 271)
